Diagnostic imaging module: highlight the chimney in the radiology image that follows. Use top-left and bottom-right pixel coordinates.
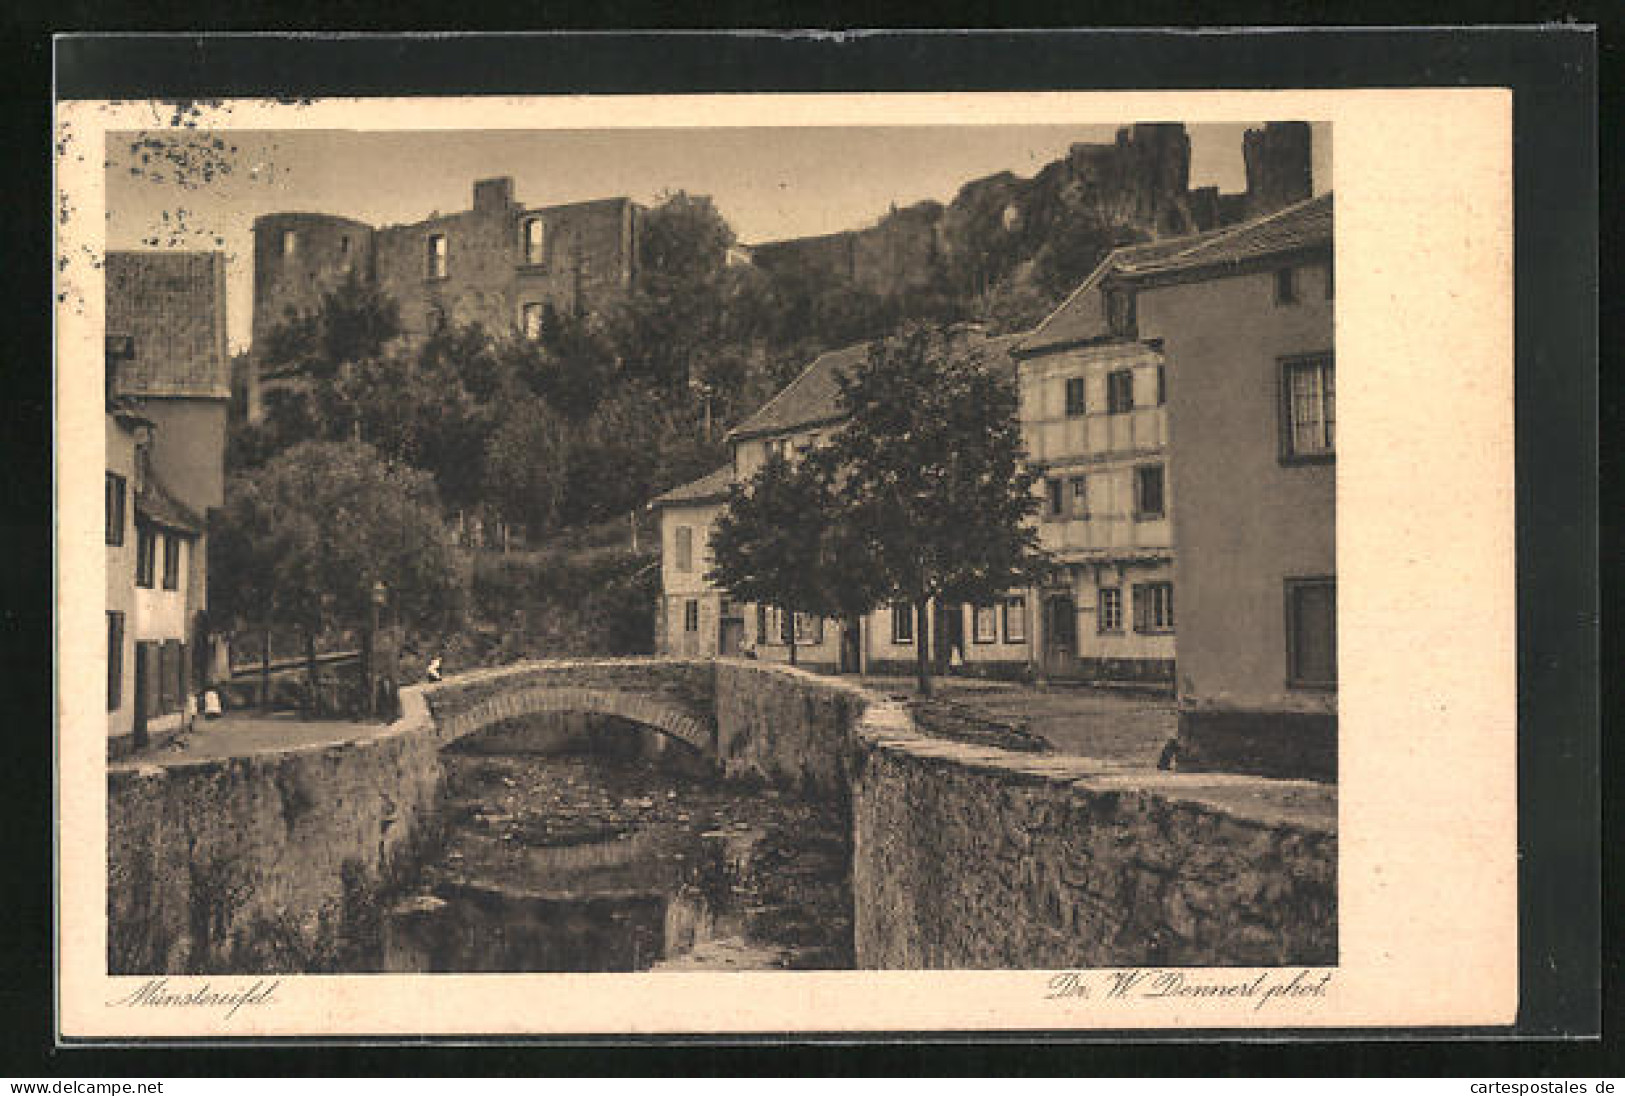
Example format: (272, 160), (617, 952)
(473, 177), (515, 213)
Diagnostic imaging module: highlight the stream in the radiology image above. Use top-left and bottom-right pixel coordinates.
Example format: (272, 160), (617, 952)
(377, 729), (855, 972)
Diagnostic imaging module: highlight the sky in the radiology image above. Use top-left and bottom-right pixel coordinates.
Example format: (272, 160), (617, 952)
(105, 123), (1331, 352)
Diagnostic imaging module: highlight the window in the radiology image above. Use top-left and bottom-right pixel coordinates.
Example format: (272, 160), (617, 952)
(684, 599), (699, 633)
(427, 234), (448, 279)
(779, 609), (795, 646)
(161, 534), (181, 591)
(1064, 377), (1087, 417)
(1134, 464), (1166, 520)
(135, 526), (156, 589)
(794, 613), (824, 646)
(891, 604), (914, 645)
(1133, 582), (1175, 633)
(1002, 596), (1027, 643)
(1281, 355), (1335, 461)
(973, 604), (998, 644)
(105, 473), (126, 546)
(106, 611), (124, 711)
(340, 235), (350, 255)
(1286, 578), (1337, 688)
(674, 526), (693, 572)
(521, 302), (545, 339)
(426, 306), (446, 334)
(1098, 587), (1123, 633)
(1275, 266), (1298, 305)
(1107, 369), (1135, 414)
(1068, 475), (1090, 519)
(1157, 364), (1167, 406)
(523, 218), (547, 265)
(1106, 288), (1137, 338)
(1045, 477), (1065, 520)
(755, 604), (773, 645)
(281, 230), (297, 257)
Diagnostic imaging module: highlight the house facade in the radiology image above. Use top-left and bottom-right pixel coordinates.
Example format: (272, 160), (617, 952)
(1121, 193), (1336, 779)
(652, 332), (1037, 677)
(250, 177), (643, 419)
(105, 251), (231, 756)
(1011, 233), (1217, 685)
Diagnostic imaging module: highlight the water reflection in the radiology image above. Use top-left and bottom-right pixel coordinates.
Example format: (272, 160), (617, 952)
(380, 720), (854, 972)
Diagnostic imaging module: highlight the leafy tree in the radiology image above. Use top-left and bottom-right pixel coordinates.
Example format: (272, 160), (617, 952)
(611, 191), (734, 394)
(211, 439), (467, 700)
(705, 449), (865, 667)
(825, 323), (1048, 695)
(482, 395), (572, 537)
(258, 269), (400, 380)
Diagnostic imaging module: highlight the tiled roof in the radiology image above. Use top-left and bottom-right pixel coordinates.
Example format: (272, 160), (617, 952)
(105, 251), (231, 400)
(727, 343), (871, 441)
(1114, 192), (1332, 279)
(1017, 194), (1332, 355)
(727, 330), (1024, 442)
(649, 465), (735, 510)
(136, 470), (204, 536)
(1016, 233), (1220, 355)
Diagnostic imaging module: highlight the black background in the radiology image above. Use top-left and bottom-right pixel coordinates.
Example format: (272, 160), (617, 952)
(8, 20), (1608, 1075)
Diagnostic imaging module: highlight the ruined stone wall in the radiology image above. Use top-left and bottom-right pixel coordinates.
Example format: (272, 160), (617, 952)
(1244, 122), (1315, 221)
(251, 213), (376, 348)
(254, 185), (637, 348)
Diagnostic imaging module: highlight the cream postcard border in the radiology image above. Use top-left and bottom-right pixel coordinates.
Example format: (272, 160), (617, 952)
(55, 89), (1515, 1037)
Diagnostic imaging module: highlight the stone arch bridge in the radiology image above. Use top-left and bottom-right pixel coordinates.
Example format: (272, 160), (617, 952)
(423, 659), (719, 755)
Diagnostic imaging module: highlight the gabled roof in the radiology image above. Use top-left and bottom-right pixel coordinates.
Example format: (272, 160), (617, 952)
(1017, 194), (1333, 357)
(1114, 192), (1333, 280)
(726, 330), (1024, 443)
(727, 343), (871, 442)
(648, 465), (735, 511)
(1016, 232), (1224, 356)
(136, 471), (204, 536)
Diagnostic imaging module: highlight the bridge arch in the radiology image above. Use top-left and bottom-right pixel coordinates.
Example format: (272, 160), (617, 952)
(438, 684), (716, 755)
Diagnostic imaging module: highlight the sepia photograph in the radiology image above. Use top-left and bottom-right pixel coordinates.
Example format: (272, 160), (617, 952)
(55, 85), (1518, 1038)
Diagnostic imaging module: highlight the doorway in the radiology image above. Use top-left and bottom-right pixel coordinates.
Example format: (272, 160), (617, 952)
(132, 641), (151, 749)
(935, 603), (965, 674)
(718, 604), (744, 657)
(839, 616), (861, 674)
(1043, 595), (1077, 677)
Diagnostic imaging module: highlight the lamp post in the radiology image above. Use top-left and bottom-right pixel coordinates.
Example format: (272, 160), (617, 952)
(366, 580), (388, 719)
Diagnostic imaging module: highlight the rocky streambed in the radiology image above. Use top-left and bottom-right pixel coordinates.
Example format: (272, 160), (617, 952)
(377, 736), (855, 972)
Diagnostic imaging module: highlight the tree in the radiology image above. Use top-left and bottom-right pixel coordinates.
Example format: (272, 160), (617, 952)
(482, 395), (572, 538)
(824, 323), (1048, 695)
(705, 449), (865, 667)
(611, 191), (735, 395)
(211, 439), (468, 704)
(258, 269), (401, 381)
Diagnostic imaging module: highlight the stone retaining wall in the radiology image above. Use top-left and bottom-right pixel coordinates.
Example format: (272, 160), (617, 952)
(107, 689), (444, 973)
(849, 697), (1336, 968)
(107, 657), (1336, 973)
(712, 660), (867, 798)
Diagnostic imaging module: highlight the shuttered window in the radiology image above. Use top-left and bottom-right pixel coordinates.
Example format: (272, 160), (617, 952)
(1286, 578), (1337, 688)
(106, 611), (124, 711)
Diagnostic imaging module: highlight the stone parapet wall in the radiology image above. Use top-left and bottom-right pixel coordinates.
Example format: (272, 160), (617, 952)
(106, 657), (1336, 974)
(107, 688), (444, 973)
(847, 697), (1336, 969)
(712, 660), (868, 798)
